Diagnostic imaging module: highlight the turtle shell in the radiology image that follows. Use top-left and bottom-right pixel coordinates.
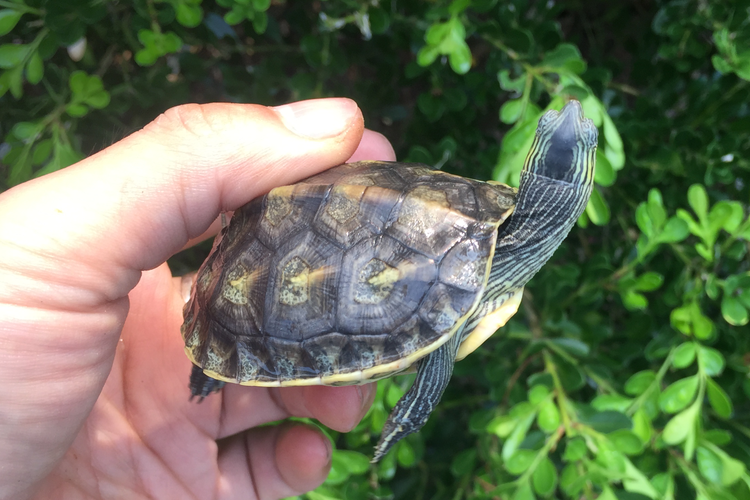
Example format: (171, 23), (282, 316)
(181, 161), (516, 387)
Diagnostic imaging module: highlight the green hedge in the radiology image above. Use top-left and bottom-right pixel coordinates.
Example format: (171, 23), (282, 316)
(2, 1), (749, 499)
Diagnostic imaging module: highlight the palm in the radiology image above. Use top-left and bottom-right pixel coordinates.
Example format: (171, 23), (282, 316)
(34, 263), (369, 499)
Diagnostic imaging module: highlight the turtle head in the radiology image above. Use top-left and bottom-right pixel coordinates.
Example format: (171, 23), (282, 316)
(523, 100), (598, 186)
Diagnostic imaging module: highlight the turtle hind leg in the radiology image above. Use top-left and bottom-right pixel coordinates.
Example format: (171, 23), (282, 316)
(372, 333), (461, 463)
(189, 364), (225, 402)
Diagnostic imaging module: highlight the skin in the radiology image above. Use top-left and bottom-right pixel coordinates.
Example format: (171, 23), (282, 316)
(0, 98), (395, 500)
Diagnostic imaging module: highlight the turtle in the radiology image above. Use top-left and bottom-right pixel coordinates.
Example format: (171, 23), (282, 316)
(181, 99), (598, 461)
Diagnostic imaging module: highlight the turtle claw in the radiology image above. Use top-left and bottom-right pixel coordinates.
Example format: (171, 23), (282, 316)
(189, 364), (225, 401)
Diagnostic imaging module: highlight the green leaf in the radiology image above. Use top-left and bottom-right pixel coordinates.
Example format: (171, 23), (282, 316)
(163, 32), (183, 52)
(532, 457), (557, 497)
(223, 9), (245, 26)
(487, 414), (518, 438)
(513, 480), (536, 500)
(175, 3), (203, 27)
(705, 378), (732, 418)
(69, 70), (88, 95)
(4, 63), (23, 98)
(622, 291), (647, 310)
(622, 458), (660, 498)
(721, 296), (748, 326)
(697, 446), (722, 484)
(0, 9), (23, 36)
(561, 84), (588, 100)
(252, 11), (268, 34)
(672, 342), (696, 369)
(134, 47), (158, 66)
(448, 0), (471, 15)
(386, 382), (405, 408)
(327, 451), (352, 485)
(11, 121), (40, 140)
(307, 487), (341, 500)
(528, 384), (550, 404)
(497, 69), (526, 92)
(537, 400), (561, 433)
(646, 188), (666, 225)
(505, 449), (536, 475)
(635, 203), (655, 238)
(632, 408), (653, 444)
(594, 150), (616, 186)
(500, 99), (524, 124)
(657, 217), (689, 243)
(450, 448), (476, 476)
(0, 43), (29, 69)
(592, 394), (632, 413)
(659, 375), (699, 413)
(598, 486), (619, 500)
(546, 338), (590, 357)
(607, 429), (644, 456)
(712, 54), (733, 73)
(540, 43), (585, 74)
(494, 116), (538, 184)
(424, 21), (452, 45)
(602, 112), (624, 168)
(585, 187), (610, 225)
(397, 440), (416, 467)
(502, 410), (536, 461)
(690, 302), (714, 340)
(31, 139), (53, 165)
(703, 429), (732, 446)
(688, 184), (708, 221)
(25, 50), (43, 85)
(662, 404), (698, 445)
(448, 39), (471, 74)
(66, 103), (88, 117)
(595, 448), (626, 474)
(335, 450), (370, 474)
(562, 437), (587, 462)
(625, 370), (656, 396)
(697, 346), (725, 377)
(705, 445), (745, 486)
(86, 90), (110, 109)
(634, 272), (664, 292)
(580, 411), (632, 433)
(416, 44), (439, 67)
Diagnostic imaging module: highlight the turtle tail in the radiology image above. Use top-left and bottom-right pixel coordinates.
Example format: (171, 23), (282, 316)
(189, 364), (226, 402)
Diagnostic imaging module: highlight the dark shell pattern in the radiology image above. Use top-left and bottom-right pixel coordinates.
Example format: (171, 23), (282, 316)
(182, 161), (517, 386)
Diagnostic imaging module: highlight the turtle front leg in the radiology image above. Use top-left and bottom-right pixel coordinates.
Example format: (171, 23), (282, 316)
(372, 332), (462, 462)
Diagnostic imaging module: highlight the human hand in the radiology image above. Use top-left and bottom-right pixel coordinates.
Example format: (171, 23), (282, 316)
(0, 98), (395, 500)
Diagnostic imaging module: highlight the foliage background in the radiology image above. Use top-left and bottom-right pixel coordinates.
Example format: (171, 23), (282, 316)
(2, 0), (750, 499)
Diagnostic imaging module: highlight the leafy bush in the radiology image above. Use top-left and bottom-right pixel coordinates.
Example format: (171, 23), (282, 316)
(2, 1), (749, 499)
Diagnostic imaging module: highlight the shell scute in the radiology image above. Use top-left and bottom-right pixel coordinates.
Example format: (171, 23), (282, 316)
(337, 235), (436, 335)
(256, 184), (328, 250)
(264, 231), (341, 340)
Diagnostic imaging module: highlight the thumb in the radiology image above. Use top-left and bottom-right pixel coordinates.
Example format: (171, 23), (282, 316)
(0, 98), (365, 305)
(0, 98), (365, 499)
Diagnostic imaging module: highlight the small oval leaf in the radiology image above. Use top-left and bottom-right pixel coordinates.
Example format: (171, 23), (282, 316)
(706, 378), (732, 418)
(532, 457), (557, 497)
(659, 375), (699, 414)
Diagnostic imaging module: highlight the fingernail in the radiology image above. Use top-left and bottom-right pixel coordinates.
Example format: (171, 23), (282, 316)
(274, 98), (359, 139)
(320, 431), (333, 464)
